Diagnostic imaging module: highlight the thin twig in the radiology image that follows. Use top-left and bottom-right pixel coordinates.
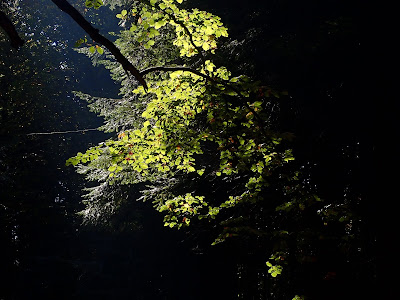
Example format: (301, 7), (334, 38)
(26, 128), (99, 136)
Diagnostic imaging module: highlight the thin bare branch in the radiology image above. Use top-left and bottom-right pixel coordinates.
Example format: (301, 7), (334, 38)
(27, 128), (99, 135)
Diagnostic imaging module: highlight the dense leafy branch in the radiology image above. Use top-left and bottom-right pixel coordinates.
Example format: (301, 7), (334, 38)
(160, 7), (206, 66)
(68, 1), (303, 238)
(139, 64), (271, 138)
(138, 0), (207, 67)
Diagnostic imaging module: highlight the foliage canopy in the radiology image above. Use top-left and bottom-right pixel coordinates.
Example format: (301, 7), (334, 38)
(67, 0), (319, 249)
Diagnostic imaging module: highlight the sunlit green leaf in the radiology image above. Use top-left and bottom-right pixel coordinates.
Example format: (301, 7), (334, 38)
(108, 165), (117, 172)
(144, 40), (155, 49)
(96, 46), (104, 54)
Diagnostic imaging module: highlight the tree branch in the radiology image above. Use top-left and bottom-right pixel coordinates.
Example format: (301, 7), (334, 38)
(166, 13), (206, 67)
(0, 10), (24, 49)
(51, 0), (147, 90)
(138, 0), (206, 68)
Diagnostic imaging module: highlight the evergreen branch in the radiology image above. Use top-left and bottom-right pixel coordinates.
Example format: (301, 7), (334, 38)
(51, 0), (148, 90)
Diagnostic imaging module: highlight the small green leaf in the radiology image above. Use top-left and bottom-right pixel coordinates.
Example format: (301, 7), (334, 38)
(108, 165), (117, 172)
(74, 38), (85, 48)
(89, 46), (96, 53)
(86, 0), (103, 9)
(149, 28), (160, 38)
(205, 27), (213, 35)
(144, 40), (155, 49)
(154, 20), (166, 29)
(314, 195), (322, 202)
(140, 163), (149, 169)
(95, 0), (103, 9)
(96, 46), (104, 54)
(202, 43), (210, 51)
(197, 169), (205, 176)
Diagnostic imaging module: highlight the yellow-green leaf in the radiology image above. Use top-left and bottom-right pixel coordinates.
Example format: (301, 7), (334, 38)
(202, 43), (210, 51)
(96, 46), (104, 54)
